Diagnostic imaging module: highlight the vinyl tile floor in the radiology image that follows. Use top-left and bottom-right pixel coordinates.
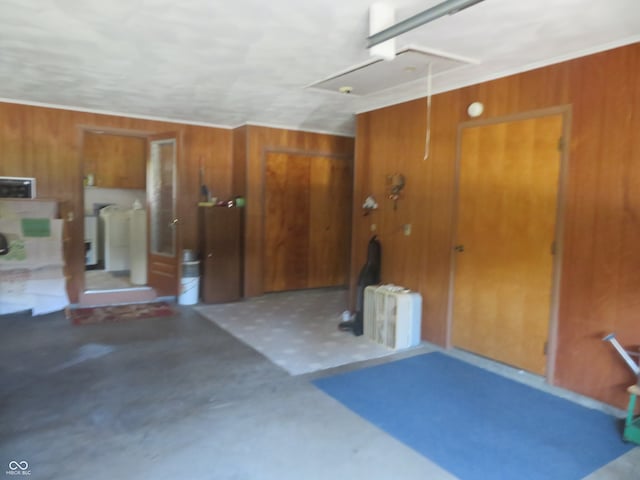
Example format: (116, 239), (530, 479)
(84, 269), (141, 291)
(1, 290), (637, 480)
(195, 288), (397, 375)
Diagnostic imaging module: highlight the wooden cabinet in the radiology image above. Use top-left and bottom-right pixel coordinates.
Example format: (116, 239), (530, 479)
(198, 206), (243, 303)
(83, 132), (146, 190)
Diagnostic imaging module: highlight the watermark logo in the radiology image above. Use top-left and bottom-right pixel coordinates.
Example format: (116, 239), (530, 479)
(6, 461), (30, 476)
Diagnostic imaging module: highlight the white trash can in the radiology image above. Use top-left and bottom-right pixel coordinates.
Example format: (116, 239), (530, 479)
(178, 260), (200, 305)
(128, 208), (147, 285)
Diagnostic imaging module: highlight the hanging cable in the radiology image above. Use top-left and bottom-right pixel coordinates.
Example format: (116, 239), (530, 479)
(423, 62), (433, 161)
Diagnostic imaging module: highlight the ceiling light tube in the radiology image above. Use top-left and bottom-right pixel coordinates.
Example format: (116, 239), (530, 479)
(367, 0), (485, 48)
(370, 3), (396, 60)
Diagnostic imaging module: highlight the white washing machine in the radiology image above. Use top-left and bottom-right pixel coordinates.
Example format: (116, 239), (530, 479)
(99, 205), (130, 271)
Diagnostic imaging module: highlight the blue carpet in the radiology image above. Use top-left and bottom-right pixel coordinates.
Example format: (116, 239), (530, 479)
(313, 352), (633, 480)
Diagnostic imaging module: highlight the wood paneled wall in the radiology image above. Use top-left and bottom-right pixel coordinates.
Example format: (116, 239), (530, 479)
(0, 102), (233, 302)
(352, 43), (640, 408)
(232, 126), (247, 197)
(236, 125), (354, 297)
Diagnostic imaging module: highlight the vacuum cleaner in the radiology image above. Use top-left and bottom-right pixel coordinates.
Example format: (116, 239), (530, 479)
(339, 235), (381, 336)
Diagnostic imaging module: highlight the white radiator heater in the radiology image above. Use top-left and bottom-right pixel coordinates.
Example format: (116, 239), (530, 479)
(364, 285), (422, 349)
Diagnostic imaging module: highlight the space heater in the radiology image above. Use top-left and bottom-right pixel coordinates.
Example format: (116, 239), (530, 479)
(364, 285), (422, 349)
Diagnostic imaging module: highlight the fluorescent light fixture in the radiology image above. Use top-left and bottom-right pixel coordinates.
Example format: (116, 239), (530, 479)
(369, 3), (396, 60)
(368, 0), (486, 49)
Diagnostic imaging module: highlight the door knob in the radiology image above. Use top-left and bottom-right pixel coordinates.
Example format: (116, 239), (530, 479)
(168, 218), (178, 228)
(207, 253), (213, 258)
(454, 244), (465, 252)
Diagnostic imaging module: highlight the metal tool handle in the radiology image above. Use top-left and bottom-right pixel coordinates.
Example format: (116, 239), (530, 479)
(603, 333), (640, 376)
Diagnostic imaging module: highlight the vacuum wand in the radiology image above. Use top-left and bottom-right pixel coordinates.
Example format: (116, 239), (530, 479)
(603, 333), (640, 376)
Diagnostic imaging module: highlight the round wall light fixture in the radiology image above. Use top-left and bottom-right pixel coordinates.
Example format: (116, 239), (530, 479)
(467, 101), (484, 118)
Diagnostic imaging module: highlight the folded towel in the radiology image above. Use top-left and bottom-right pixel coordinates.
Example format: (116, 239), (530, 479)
(21, 218), (51, 237)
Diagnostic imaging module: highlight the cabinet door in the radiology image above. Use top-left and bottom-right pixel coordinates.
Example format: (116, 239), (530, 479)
(200, 207), (242, 303)
(84, 132), (146, 189)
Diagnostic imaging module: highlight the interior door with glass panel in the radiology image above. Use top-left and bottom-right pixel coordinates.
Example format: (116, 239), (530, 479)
(147, 133), (180, 296)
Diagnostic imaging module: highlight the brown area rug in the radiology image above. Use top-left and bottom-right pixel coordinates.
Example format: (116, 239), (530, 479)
(70, 302), (175, 326)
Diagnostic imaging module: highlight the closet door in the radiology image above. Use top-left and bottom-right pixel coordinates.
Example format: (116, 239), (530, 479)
(308, 157), (352, 288)
(264, 152), (310, 292)
(263, 152), (352, 292)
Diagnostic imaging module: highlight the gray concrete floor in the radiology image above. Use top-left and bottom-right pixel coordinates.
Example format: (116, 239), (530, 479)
(1, 305), (638, 480)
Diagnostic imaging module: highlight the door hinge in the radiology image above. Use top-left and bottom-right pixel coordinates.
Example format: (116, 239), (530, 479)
(551, 241), (556, 255)
(543, 341), (548, 356)
(557, 137), (564, 152)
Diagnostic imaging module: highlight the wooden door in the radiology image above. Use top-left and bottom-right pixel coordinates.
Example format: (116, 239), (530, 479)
(57, 200), (78, 303)
(264, 152), (352, 292)
(451, 114), (563, 375)
(264, 152), (310, 291)
(146, 133), (181, 296)
(199, 206), (243, 303)
(308, 157), (352, 288)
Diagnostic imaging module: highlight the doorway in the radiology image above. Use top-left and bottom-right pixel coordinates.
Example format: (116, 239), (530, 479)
(450, 111), (567, 376)
(80, 129), (181, 298)
(82, 130), (148, 292)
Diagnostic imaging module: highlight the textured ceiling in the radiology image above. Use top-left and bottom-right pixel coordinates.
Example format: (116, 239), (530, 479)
(0, 0), (638, 136)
